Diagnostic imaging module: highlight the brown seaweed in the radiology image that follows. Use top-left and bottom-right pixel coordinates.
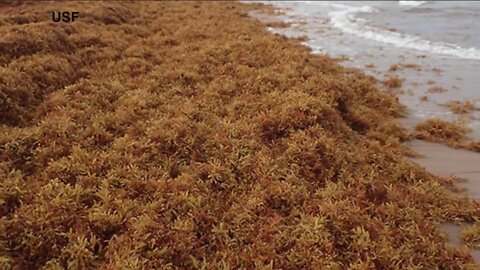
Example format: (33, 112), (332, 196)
(0, 2), (479, 269)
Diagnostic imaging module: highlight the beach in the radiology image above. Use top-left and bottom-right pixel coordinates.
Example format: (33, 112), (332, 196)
(253, 0), (480, 262)
(1, 1), (480, 268)
(409, 139), (480, 261)
(254, 1), (480, 137)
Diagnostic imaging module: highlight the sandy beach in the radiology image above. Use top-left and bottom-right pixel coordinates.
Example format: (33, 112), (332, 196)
(409, 139), (480, 261)
(253, 0), (480, 262)
(1, 1), (480, 268)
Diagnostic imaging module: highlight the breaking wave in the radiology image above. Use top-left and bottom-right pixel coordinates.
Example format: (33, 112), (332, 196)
(328, 3), (480, 61)
(398, 1), (427, 7)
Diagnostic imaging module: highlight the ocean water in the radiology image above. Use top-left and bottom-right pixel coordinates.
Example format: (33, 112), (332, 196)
(253, 1), (480, 138)
(265, 1), (480, 60)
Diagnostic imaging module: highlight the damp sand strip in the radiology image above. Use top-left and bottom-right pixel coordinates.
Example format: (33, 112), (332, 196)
(409, 139), (480, 261)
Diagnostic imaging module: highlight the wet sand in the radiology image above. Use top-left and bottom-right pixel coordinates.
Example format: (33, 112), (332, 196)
(408, 139), (480, 261)
(409, 140), (480, 197)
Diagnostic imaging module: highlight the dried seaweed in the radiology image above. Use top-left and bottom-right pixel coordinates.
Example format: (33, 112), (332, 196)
(0, 2), (479, 269)
(415, 118), (470, 143)
(415, 118), (480, 153)
(384, 75), (403, 88)
(427, 85), (448, 94)
(444, 100), (478, 114)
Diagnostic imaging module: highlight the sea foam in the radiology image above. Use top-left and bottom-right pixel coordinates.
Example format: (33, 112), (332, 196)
(398, 1), (427, 7)
(327, 3), (480, 61)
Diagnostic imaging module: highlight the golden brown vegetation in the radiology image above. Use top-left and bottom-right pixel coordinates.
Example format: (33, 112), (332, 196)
(466, 141), (480, 152)
(1, 2), (480, 269)
(383, 75), (403, 88)
(389, 63), (420, 72)
(444, 100), (478, 114)
(420, 95), (429, 102)
(415, 118), (480, 153)
(388, 64), (398, 72)
(433, 67), (444, 74)
(400, 63), (421, 70)
(428, 85), (448, 94)
(462, 222), (480, 249)
(415, 118), (470, 144)
(265, 21), (291, 28)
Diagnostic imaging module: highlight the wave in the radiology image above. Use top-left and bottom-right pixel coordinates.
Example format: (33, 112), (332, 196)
(328, 4), (480, 61)
(398, 1), (427, 7)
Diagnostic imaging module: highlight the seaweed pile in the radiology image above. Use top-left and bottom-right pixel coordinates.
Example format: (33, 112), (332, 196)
(415, 119), (471, 145)
(415, 118), (480, 153)
(444, 100), (479, 115)
(1, 2), (479, 269)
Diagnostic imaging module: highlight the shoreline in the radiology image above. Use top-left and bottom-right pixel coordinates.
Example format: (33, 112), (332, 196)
(255, 1), (480, 139)
(408, 139), (480, 261)
(1, 2), (480, 268)
(252, 1), (480, 263)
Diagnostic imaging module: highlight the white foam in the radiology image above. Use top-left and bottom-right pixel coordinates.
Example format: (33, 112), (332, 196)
(398, 1), (427, 7)
(328, 4), (480, 61)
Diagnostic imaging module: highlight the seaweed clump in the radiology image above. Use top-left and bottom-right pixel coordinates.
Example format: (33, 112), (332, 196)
(415, 118), (470, 144)
(427, 85), (448, 94)
(383, 75), (403, 88)
(444, 100), (478, 114)
(415, 118), (480, 152)
(462, 222), (480, 249)
(0, 2), (479, 269)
